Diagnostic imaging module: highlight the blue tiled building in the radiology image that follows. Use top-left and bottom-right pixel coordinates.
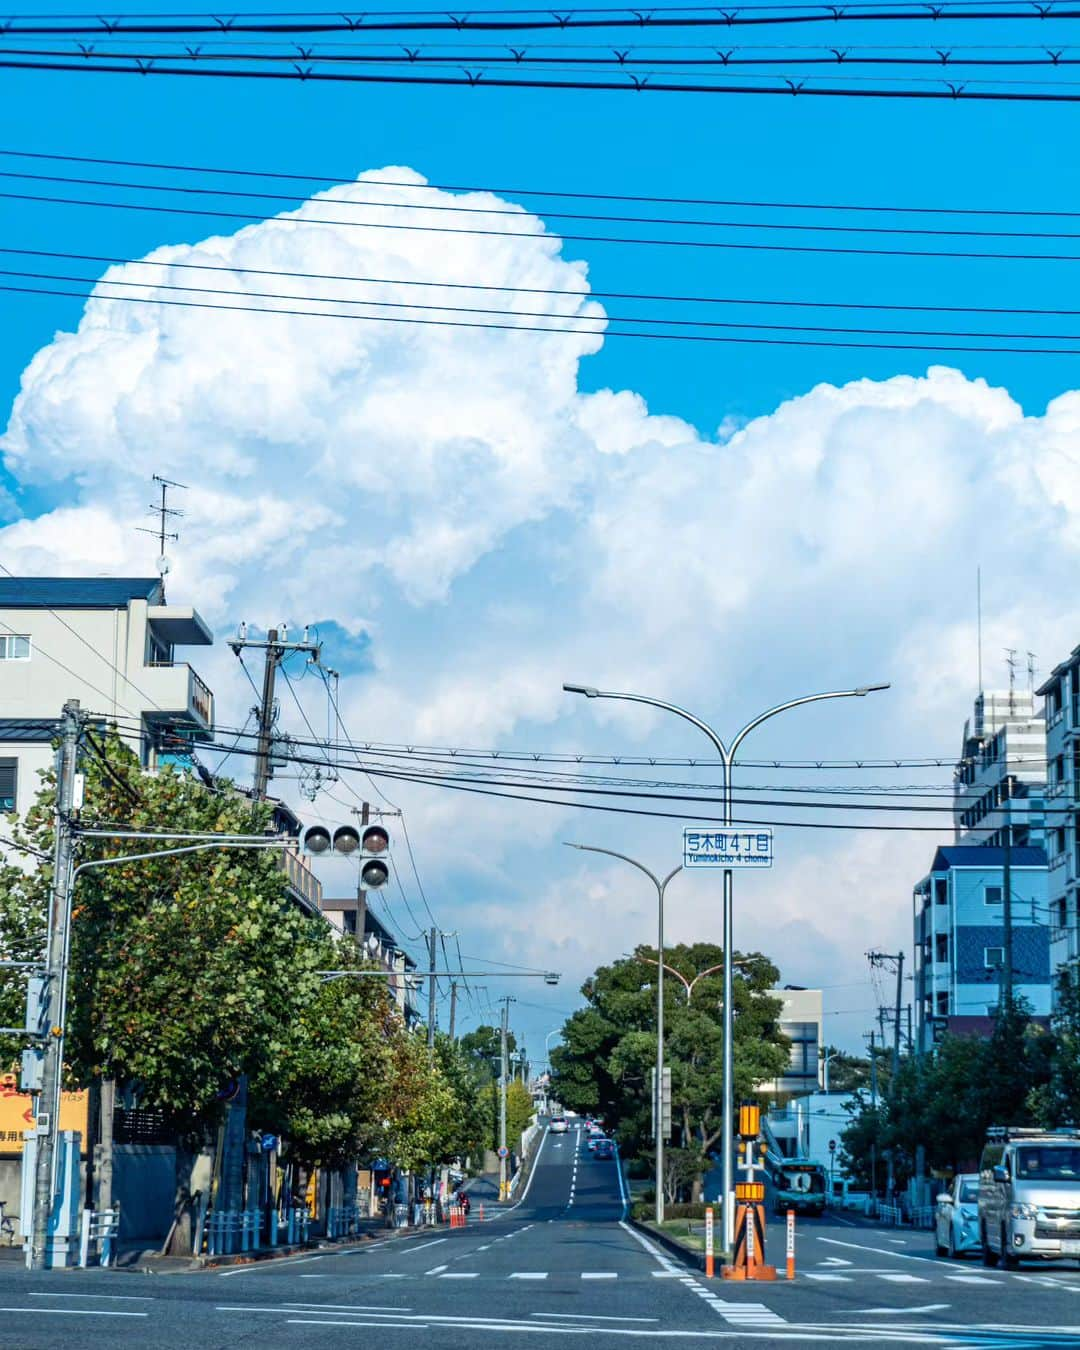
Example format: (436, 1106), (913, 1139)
(913, 845), (1050, 1052)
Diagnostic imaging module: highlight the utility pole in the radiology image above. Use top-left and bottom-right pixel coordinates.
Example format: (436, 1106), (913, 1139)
(499, 997), (515, 1201)
(427, 928), (438, 1051)
(868, 951), (905, 1079)
(30, 700), (82, 1271)
(228, 626), (321, 800)
(353, 801), (370, 944)
(868, 1029), (879, 1200)
(448, 982), (458, 1042)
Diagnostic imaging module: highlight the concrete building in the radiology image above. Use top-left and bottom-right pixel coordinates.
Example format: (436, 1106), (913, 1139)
(762, 987), (823, 1099)
(0, 577), (215, 816)
(953, 690), (1047, 849)
(913, 844), (1050, 1052)
(1036, 646), (1080, 997)
(320, 896), (421, 1025)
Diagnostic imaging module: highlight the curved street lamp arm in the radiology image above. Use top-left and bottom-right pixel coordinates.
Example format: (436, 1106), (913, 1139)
(564, 841), (665, 892)
(686, 962), (726, 996)
(729, 685), (891, 760)
(563, 685), (728, 760)
(638, 955), (692, 997)
(71, 839), (285, 881)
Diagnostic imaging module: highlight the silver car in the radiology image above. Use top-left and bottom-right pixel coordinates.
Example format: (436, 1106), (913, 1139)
(935, 1173), (980, 1258)
(979, 1127), (1080, 1268)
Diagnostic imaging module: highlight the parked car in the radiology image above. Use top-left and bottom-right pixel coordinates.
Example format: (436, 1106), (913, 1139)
(935, 1173), (980, 1258)
(979, 1125), (1080, 1267)
(594, 1138), (615, 1160)
(550, 1116), (569, 1134)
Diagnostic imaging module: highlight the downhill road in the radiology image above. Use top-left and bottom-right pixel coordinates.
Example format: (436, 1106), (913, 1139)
(1, 1121), (1080, 1347)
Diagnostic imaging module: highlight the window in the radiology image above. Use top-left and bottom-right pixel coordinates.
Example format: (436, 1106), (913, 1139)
(985, 946), (1005, 968)
(934, 878), (948, 905)
(0, 758), (14, 811)
(985, 885), (1003, 905)
(936, 991), (950, 1015)
(0, 633), (30, 660)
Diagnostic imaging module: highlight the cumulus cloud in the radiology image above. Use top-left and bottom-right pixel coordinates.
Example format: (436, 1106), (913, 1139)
(3, 166), (1080, 1048)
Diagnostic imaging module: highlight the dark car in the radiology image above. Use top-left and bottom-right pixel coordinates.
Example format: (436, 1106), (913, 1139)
(594, 1138), (615, 1160)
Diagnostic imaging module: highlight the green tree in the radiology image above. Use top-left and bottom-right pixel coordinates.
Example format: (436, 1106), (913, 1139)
(1028, 975), (1080, 1128)
(458, 1024), (516, 1087)
(479, 1077), (535, 1153)
(821, 1047), (871, 1093)
(551, 943), (788, 1194)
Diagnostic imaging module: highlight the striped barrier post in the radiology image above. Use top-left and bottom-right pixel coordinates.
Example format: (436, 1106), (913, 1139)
(786, 1209), (795, 1280)
(705, 1205), (714, 1279)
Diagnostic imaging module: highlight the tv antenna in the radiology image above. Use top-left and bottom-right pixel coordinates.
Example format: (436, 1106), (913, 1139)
(136, 474), (187, 592)
(1005, 648), (1018, 712)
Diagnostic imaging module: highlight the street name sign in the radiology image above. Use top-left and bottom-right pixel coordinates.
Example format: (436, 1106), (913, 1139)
(683, 827), (773, 869)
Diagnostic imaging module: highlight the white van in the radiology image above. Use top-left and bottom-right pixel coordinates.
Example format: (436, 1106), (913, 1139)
(978, 1126), (1080, 1267)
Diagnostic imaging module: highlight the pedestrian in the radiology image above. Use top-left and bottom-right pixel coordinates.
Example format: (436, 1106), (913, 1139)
(461, 1191), (471, 1216)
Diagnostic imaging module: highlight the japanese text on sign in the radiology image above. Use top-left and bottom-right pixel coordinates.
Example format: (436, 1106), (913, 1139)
(683, 827), (773, 869)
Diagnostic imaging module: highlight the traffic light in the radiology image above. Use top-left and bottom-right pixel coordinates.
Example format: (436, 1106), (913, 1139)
(302, 820), (391, 889)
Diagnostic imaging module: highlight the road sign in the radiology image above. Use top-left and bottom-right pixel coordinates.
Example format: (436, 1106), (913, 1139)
(497, 1145), (509, 1158)
(683, 827), (773, 869)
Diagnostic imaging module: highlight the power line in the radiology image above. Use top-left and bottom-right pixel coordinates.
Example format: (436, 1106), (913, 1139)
(6, 146), (1080, 220)
(2, 5), (1077, 36)
(9, 55), (1080, 101)
(15, 165), (1080, 241)
(8, 246), (1080, 319)
(13, 262), (1080, 343)
(9, 280), (1080, 355)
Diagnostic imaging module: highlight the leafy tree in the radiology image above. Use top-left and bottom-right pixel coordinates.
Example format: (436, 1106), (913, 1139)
(551, 943), (788, 1194)
(458, 1024), (517, 1086)
(821, 1047), (871, 1093)
(1028, 975), (1080, 1128)
(479, 1077), (534, 1152)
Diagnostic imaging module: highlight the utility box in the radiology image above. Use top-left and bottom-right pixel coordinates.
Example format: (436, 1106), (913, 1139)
(21, 1130), (83, 1268)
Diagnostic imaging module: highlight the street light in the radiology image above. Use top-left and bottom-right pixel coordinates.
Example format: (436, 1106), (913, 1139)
(564, 841), (681, 1225)
(563, 679), (889, 1249)
(637, 955), (753, 1003)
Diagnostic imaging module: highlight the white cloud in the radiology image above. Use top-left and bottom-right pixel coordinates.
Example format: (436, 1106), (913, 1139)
(3, 167), (1080, 1050)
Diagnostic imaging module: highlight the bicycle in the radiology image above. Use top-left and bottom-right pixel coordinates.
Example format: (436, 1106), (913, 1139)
(0, 1199), (15, 1247)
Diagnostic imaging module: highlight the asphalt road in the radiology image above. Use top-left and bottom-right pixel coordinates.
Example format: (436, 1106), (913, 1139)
(2, 1122), (1080, 1347)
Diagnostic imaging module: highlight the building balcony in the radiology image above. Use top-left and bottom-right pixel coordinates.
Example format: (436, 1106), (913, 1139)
(1051, 927), (1080, 966)
(280, 848), (322, 913)
(926, 960), (951, 983)
(142, 662), (214, 737)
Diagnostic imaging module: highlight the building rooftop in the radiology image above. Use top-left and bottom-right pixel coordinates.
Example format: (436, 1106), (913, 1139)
(0, 577), (163, 608)
(931, 844), (1048, 872)
(1037, 644), (1080, 696)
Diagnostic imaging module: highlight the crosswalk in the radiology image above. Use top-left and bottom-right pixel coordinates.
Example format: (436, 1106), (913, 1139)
(805, 1268), (1080, 1289)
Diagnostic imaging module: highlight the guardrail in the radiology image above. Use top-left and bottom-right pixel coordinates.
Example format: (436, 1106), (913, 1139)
(79, 1207), (120, 1267)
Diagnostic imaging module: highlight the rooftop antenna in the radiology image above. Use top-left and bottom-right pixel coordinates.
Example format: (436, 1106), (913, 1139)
(1005, 647), (1018, 714)
(136, 473), (187, 598)
(1027, 652), (1037, 696)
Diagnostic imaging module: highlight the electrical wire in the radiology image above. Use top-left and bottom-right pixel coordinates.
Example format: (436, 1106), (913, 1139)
(10, 280), (1080, 354)
(9, 245), (1080, 319)
(9, 54), (1080, 99)
(6, 146), (1080, 220)
(11, 263), (1080, 343)
(2, 5), (1078, 35)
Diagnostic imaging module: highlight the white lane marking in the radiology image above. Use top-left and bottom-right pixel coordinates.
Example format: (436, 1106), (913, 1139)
(289, 1320), (420, 1329)
(651, 1271), (681, 1278)
(876, 1274), (927, 1284)
(581, 1272), (618, 1279)
(476, 1244), (491, 1251)
(426, 1264), (449, 1275)
(533, 1314), (659, 1324)
(219, 1304), (411, 1313)
(510, 1273), (549, 1280)
(28, 1293), (154, 1301)
(404, 1238), (448, 1253)
(438, 1272), (478, 1278)
(819, 1257), (852, 1266)
(805, 1273), (851, 1282)
(219, 1251), (327, 1275)
(299, 1274), (327, 1279)
(848, 1305), (950, 1315)
(818, 1237), (945, 1267)
(0, 1308), (148, 1318)
(945, 1275), (999, 1285)
(887, 1239), (908, 1245)
(380, 1274), (408, 1278)
(708, 1301), (787, 1327)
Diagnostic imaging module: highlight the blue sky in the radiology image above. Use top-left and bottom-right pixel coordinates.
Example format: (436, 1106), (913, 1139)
(2, 3), (1079, 1059)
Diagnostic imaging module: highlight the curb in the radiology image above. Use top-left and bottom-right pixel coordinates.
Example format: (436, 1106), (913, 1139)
(627, 1216), (711, 1273)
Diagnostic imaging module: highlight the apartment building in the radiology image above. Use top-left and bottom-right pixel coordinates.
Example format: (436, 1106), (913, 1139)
(1036, 646), (1080, 997)
(953, 690), (1047, 848)
(0, 577), (215, 816)
(761, 986), (823, 1099)
(320, 896), (421, 1025)
(913, 844), (1050, 1052)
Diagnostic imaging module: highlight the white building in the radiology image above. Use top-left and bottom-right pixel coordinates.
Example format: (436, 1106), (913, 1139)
(0, 576), (215, 817)
(953, 690), (1047, 848)
(762, 987), (823, 1099)
(1036, 647), (1080, 998)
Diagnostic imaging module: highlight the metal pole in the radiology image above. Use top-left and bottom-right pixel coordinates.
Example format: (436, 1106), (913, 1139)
(656, 871), (665, 1227)
(1002, 823), (1013, 1008)
(427, 928), (438, 1051)
(499, 999), (510, 1201)
(253, 628), (280, 800)
(449, 982), (458, 1042)
(892, 952), (904, 1081)
(720, 747), (735, 1252)
(30, 699), (81, 1271)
